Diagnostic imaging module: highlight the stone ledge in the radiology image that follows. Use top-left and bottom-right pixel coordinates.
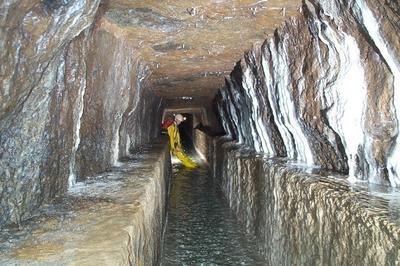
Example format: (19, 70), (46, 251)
(0, 141), (171, 265)
(212, 137), (400, 265)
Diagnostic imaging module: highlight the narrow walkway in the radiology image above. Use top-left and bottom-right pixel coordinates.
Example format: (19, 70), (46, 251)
(0, 143), (170, 265)
(161, 159), (265, 265)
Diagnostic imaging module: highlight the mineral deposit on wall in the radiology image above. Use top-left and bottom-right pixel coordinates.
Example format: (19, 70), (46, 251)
(217, 0), (400, 187)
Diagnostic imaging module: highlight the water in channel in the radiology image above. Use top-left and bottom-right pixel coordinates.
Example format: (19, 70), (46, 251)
(161, 158), (266, 265)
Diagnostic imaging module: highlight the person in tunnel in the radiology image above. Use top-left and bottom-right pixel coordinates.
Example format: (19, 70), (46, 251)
(164, 114), (197, 168)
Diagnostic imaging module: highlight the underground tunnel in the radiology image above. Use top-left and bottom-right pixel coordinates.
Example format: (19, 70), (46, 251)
(1, 0), (400, 264)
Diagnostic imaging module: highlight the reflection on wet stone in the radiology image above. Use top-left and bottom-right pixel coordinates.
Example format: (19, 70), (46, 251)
(161, 163), (266, 265)
(206, 134), (400, 265)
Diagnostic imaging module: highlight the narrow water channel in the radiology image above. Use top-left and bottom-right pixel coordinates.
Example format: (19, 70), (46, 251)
(161, 159), (266, 265)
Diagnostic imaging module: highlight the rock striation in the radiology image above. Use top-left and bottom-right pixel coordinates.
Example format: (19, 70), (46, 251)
(0, 2), (163, 228)
(209, 0), (400, 262)
(216, 0), (400, 187)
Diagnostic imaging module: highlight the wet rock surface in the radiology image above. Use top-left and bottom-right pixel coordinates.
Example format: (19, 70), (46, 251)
(161, 161), (265, 265)
(0, 0), (100, 228)
(0, 4), (163, 228)
(0, 0), (101, 120)
(209, 137), (400, 265)
(216, 0), (400, 186)
(0, 142), (171, 265)
(72, 26), (162, 179)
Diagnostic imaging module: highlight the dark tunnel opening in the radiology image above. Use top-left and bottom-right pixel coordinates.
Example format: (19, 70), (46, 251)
(178, 113), (194, 151)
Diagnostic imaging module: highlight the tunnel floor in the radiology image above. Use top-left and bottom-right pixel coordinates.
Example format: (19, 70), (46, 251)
(161, 155), (265, 265)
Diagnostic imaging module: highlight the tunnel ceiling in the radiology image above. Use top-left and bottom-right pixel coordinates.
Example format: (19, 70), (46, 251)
(102, 0), (301, 99)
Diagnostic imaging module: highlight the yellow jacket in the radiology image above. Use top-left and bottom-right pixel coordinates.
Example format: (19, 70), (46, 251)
(167, 123), (182, 152)
(167, 123), (197, 168)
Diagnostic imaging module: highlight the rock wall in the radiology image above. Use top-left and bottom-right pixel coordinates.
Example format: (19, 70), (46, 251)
(211, 141), (400, 265)
(216, 0), (400, 187)
(193, 129), (215, 165)
(0, 3), (163, 228)
(0, 0), (100, 228)
(212, 0), (400, 262)
(71, 25), (162, 181)
(0, 0), (101, 121)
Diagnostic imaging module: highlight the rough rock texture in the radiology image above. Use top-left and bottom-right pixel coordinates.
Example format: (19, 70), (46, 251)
(216, 0), (400, 187)
(207, 138), (400, 265)
(193, 129), (216, 168)
(0, 142), (171, 265)
(0, 4), (163, 228)
(0, 0), (100, 228)
(0, 0), (101, 120)
(101, 0), (302, 101)
(71, 26), (162, 179)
